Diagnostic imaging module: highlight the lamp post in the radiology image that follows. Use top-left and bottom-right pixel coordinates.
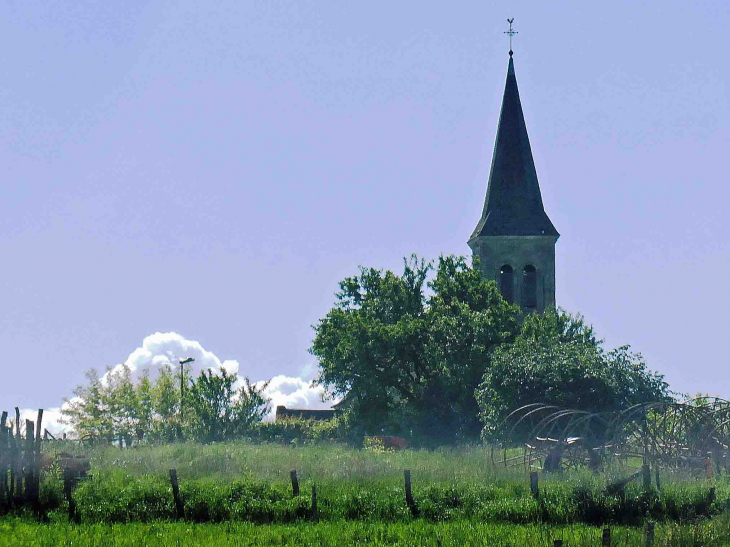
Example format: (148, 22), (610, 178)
(179, 357), (195, 439)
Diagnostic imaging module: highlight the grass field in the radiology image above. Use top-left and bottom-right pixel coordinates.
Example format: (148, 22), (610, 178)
(31, 442), (725, 524)
(3, 518), (730, 547)
(3, 441), (729, 545)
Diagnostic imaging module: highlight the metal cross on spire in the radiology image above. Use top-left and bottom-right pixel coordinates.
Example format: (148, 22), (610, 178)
(504, 18), (517, 56)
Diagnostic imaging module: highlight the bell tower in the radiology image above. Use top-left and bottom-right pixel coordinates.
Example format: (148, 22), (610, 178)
(468, 43), (559, 313)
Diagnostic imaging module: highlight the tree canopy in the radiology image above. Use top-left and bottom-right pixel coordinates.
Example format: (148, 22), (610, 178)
(62, 364), (270, 444)
(476, 309), (673, 443)
(311, 254), (520, 445)
(312, 256), (674, 447)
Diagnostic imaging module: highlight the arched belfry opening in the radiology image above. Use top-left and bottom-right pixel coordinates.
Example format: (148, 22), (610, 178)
(466, 47), (559, 314)
(499, 265), (514, 304)
(522, 265), (537, 309)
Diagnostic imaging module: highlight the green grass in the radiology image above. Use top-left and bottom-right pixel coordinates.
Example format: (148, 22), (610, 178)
(22, 441), (728, 527)
(4, 518), (730, 547)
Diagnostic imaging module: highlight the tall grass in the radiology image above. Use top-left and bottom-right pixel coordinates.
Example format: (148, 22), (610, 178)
(4, 517), (730, 547)
(31, 441), (730, 526)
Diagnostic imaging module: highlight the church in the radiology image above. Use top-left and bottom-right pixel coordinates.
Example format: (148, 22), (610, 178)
(278, 38), (559, 422)
(468, 48), (559, 314)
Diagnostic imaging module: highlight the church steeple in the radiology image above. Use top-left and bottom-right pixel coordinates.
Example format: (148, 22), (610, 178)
(469, 54), (559, 239)
(468, 39), (559, 314)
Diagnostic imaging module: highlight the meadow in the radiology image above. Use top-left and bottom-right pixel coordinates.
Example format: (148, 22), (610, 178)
(3, 441), (730, 545)
(4, 518), (730, 547)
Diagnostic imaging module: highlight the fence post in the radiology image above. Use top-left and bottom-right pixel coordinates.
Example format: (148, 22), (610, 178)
(63, 467), (79, 523)
(0, 412), (7, 507)
(290, 470), (300, 497)
(709, 487), (716, 504)
(404, 470), (419, 517)
(8, 426), (17, 503)
(168, 469), (184, 520)
(14, 409), (21, 496)
(602, 527), (611, 546)
(311, 485), (317, 520)
(25, 420), (35, 502)
(655, 469), (661, 491)
(530, 471), (539, 499)
(35, 410), (43, 499)
(645, 521), (655, 547)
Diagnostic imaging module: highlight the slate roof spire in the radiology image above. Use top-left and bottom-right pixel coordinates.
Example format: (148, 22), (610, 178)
(469, 53), (559, 239)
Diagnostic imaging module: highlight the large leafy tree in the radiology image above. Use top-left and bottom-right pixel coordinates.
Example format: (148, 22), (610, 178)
(476, 309), (673, 443)
(311, 254), (520, 446)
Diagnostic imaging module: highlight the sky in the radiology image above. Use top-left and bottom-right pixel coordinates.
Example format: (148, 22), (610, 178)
(1, 1), (729, 431)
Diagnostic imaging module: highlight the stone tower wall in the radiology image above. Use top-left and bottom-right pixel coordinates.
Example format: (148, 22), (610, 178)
(468, 235), (557, 313)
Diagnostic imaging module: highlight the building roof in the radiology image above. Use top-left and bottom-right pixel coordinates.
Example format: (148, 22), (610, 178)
(275, 406), (336, 421)
(470, 54), (559, 240)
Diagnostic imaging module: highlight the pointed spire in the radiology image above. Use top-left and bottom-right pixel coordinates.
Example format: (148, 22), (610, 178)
(470, 55), (559, 239)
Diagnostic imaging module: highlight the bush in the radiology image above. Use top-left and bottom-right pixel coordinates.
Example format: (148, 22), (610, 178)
(248, 416), (351, 446)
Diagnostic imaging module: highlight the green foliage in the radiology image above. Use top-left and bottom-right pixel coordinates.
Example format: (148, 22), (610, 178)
(362, 436), (391, 454)
(311, 254), (520, 446)
(476, 309), (674, 442)
(61, 365), (143, 444)
(71, 470), (309, 524)
(249, 416), (350, 445)
(25, 440), (727, 530)
(186, 368), (270, 443)
(62, 364), (270, 445)
(9, 519), (730, 547)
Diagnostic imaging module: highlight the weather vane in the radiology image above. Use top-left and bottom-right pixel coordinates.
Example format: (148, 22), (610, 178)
(504, 18), (517, 56)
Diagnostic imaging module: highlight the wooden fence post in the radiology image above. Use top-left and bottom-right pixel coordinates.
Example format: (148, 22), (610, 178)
(14, 409), (21, 496)
(25, 420), (35, 502)
(63, 467), (79, 523)
(169, 469), (185, 520)
(655, 469), (661, 491)
(602, 527), (611, 546)
(8, 425), (17, 503)
(290, 470), (300, 497)
(645, 521), (655, 547)
(709, 487), (716, 504)
(0, 412), (7, 507)
(404, 470), (419, 517)
(530, 471), (539, 499)
(35, 410), (43, 500)
(311, 485), (317, 520)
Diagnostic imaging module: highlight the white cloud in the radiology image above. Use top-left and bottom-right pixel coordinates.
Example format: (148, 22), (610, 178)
(258, 375), (337, 421)
(103, 332), (241, 385)
(18, 404), (73, 437)
(25, 332), (337, 432)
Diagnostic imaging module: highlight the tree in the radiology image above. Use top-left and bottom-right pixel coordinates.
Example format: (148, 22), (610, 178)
(186, 367), (271, 443)
(61, 364), (143, 445)
(476, 309), (673, 443)
(62, 362), (271, 445)
(311, 254), (520, 446)
(61, 368), (114, 442)
(150, 363), (182, 442)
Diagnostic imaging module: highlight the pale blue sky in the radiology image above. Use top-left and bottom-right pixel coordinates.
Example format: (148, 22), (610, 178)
(2, 1), (729, 411)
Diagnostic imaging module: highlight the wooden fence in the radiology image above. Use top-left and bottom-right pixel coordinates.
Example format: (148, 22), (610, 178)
(0, 407), (44, 513)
